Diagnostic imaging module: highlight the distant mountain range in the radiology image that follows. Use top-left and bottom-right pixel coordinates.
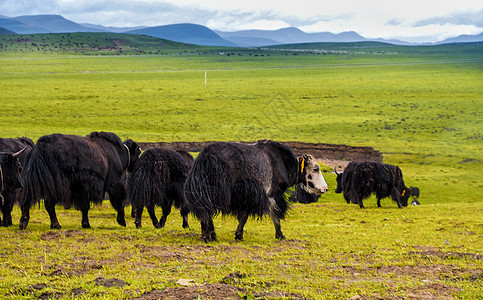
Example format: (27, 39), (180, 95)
(215, 27), (367, 47)
(1, 14), (482, 47)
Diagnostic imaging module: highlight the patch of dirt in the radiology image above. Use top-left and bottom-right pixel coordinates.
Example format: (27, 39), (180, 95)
(92, 277), (129, 288)
(135, 283), (245, 300)
(138, 141), (383, 164)
(40, 229), (96, 242)
(135, 276), (306, 300)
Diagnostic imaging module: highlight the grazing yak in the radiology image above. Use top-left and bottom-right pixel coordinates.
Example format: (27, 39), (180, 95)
(19, 132), (141, 230)
(127, 148), (194, 229)
(183, 140), (328, 242)
(0, 137), (34, 226)
(335, 161), (410, 209)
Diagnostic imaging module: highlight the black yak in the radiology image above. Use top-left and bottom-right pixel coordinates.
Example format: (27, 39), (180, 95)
(183, 140), (328, 242)
(0, 137), (34, 226)
(409, 186), (420, 205)
(0, 147), (28, 226)
(289, 184), (320, 204)
(19, 132), (141, 230)
(127, 148), (194, 229)
(335, 161), (410, 209)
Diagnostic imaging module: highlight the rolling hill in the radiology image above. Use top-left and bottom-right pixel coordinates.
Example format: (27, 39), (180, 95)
(126, 23), (237, 47)
(0, 32), (208, 54)
(12, 14), (104, 33)
(0, 27), (15, 34)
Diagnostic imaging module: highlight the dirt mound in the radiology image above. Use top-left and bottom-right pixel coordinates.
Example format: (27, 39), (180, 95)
(138, 141), (382, 168)
(135, 283), (245, 300)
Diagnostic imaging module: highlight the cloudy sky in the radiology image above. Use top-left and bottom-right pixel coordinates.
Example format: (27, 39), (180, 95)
(1, 0), (482, 42)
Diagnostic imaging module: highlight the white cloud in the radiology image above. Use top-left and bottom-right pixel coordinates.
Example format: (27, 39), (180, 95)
(0, 0), (482, 42)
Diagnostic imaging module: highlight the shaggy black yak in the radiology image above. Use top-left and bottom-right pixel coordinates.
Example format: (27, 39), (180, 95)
(19, 132), (141, 229)
(127, 148), (194, 229)
(184, 140), (328, 242)
(0, 137), (33, 226)
(335, 161), (410, 208)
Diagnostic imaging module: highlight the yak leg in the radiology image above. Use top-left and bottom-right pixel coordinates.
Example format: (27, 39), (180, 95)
(1, 202), (7, 227)
(377, 198), (382, 208)
(235, 212), (249, 241)
(208, 219), (217, 241)
(159, 201), (172, 228)
(19, 200), (30, 230)
(1, 198), (14, 227)
(134, 205), (143, 228)
(391, 189), (403, 209)
(200, 218), (216, 243)
(180, 206), (189, 229)
(4, 200), (13, 227)
(107, 182), (127, 227)
(269, 208), (285, 240)
(146, 204), (161, 228)
(357, 196), (365, 209)
(200, 220), (212, 243)
(81, 208), (91, 228)
(45, 199), (61, 229)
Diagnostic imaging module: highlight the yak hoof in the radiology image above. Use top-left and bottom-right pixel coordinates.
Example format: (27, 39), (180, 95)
(182, 223), (189, 229)
(117, 218), (126, 227)
(235, 234), (244, 241)
(276, 234), (286, 240)
(51, 223), (62, 230)
(154, 222), (161, 229)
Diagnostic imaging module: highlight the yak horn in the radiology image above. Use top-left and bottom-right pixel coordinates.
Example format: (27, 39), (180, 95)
(334, 167), (339, 175)
(12, 146), (27, 158)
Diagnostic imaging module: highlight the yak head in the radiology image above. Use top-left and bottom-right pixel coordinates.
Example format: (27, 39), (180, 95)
(400, 187), (410, 207)
(124, 139), (142, 173)
(0, 147), (27, 191)
(334, 168), (343, 194)
(298, 154), (327, 195)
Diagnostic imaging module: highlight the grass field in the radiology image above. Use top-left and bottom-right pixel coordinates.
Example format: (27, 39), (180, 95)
(0, 35), (482, 299)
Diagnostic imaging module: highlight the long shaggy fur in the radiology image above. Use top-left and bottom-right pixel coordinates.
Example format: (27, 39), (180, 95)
(19, 132), (139, 229)
(335, 161), (410, 208)
(127, 148), (193, 228)
(184, 140), (303, 242)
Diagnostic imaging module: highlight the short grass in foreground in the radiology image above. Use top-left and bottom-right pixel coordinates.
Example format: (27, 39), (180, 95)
(0, 194), (481, 299)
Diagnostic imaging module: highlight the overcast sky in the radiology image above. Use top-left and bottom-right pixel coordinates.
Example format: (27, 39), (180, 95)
(1, 0), (482, 42)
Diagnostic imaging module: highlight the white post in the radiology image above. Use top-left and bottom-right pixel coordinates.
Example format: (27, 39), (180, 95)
(204, 70), (207, 86)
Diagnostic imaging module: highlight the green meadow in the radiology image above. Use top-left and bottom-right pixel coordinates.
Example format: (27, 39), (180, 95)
(0, 34), (482, 299)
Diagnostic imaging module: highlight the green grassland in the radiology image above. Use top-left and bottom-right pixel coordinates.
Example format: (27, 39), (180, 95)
(0, 34), (482, 299)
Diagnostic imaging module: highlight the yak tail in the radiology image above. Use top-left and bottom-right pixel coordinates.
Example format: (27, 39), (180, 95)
(127, 160), (168, 209)
(21, 147), (70, 209)
(183, 153), (228, 222)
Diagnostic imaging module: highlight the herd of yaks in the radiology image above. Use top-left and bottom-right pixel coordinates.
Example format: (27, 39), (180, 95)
(0, 132), (419, 242)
